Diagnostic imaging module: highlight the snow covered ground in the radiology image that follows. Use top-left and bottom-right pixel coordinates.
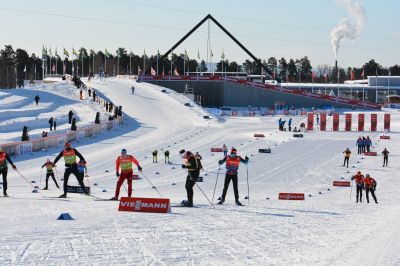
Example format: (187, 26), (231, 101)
(0, 82), (110, 143)
(1, 78), (400, 265)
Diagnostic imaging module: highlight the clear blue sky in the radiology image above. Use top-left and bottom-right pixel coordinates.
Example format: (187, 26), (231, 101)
(0, 0), (399, 68)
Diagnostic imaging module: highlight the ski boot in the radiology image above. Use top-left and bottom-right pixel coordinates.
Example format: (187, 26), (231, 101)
(181, 200), (193, 207)
(3, 192), (8, 197)
(59, 194), (67, 198)
(110, 196), (118, 201)
(43, 187), (48, 190)
(235, 200), (243, 206)
(217, 199), (224, 205)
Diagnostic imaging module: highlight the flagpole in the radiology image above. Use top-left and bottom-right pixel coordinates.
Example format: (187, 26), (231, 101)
(375, 67), (378, 103)
(81, 54), (84, 77)
(117, 52), (120, 76)
(143, 50), (145, 75)
(170, 49), (173, 76)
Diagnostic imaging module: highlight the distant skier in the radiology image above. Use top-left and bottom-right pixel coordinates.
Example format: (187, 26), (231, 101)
(343, 148), (351, 168)
(288, 118), (292, 131)
(109, 102), (114, 113)
(164, 150), (170, 163)
(95, 112), (100, 124)
(361, 137), (366, 153)
(356, 137), (363, 154)
(41, 159), (59, 190)
(180, 149), (200, 207)
(131, 86), (135, 95)
(88, 88), (92, 97)
(363, 174), (378, 204)
(49, 117), (54, 131)
(351, 171), (364, 203)
(80, 89), (83, 100)
(77, 160), (87, 182)
(382, 148), (389, 167)
(68, 110), (74, 124)
(53, 120), (57, 131)
(118, 106), (123, 117)
(71, 118), (77, 131)
(316, 114), (319, 125)
(53, 142), (88, 198)
(21, 126), (29, 141)
(365, 136), (372, 152)
(217, 148), (249, 206)
(152, 150), (158, 163)
(42, 131), (48, 138)
(0, 149), (17, 197)
(111, 149), (142, 200)
(92, 90), (96, 102)
(223, 144), (228, 157)
(34, 94), (40, 106)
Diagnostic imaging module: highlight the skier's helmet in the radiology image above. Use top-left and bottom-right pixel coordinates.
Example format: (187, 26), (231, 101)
(121, 149), (127, 155)
(64, 142), (71, 148)
(230, 148), (237, 155)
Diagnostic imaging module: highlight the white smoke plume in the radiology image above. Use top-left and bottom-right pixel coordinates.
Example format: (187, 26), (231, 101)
(330, 0), (367, 58)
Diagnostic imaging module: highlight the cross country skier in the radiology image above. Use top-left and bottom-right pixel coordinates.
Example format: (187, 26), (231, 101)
(131, 86), (135, 95)
(351, 171), (364, 203)
(363, 174), (378, 204)
(53, 142), (88, 198)
(223, 144), (228, 157)
(77, 160), (87, 182)
(152, 150), (158, 163)
(356, 137), (363, 154)
(111, 149), (142, 200)
(218, 148), (249, 206)
(41, 159), (59, 190)
(0, 149), (17, 197)
(164, 150), (170, 163)
(180, 149), (200, 207)
(382, 148), (389, 167)
(343, 148), (351, 168)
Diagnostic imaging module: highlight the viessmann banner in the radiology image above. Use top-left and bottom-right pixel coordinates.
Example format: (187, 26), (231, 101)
(118, 197), (171, 213)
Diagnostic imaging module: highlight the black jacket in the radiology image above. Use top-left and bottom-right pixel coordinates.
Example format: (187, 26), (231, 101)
(54, 148), (85, 168)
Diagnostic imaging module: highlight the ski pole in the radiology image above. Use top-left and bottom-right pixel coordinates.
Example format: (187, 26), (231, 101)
(40, 168), (43, 187)
(350, 183), (353, 200)
(188, 172), (214, 208)
(15, 170), (45, 197)
(140, 172), (164, 198)
(212, 166), (221, 204)
(246, 163), (250, 206)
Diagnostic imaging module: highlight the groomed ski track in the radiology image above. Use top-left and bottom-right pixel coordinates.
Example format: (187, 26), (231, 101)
(0, 78), (399, 265)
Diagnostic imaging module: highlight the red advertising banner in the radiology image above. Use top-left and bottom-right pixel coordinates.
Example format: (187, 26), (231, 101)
(333, 113), (339, 131)
(278, 193), (305, 200)
(333, 181), (351, 187)
(364, 152), (377, 156)
(380, 135), (390, 140)
(320, 113), (327, 131)
(211, 148), (223, 152)
(307, 113), (314, 131)
(384, 113), (390, 132)
(370, 113), (377, 132)
(358, 113), (365, 131)
(345, 114), (352, 131)
(118, 197), (171, 213)
(254, 134), (265, 138)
